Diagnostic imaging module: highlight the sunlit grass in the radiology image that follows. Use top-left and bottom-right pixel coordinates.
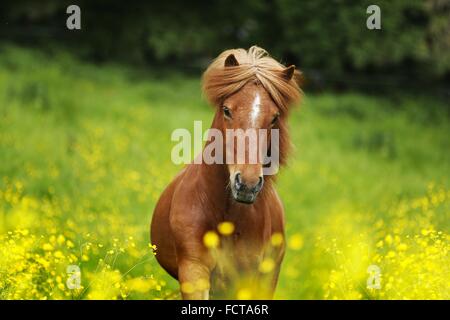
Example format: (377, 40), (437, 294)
(0, 46), (449, 299)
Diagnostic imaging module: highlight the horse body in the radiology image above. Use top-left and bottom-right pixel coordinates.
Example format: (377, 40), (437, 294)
(151, 46), (301, 299)
(151, 156), (285, 299)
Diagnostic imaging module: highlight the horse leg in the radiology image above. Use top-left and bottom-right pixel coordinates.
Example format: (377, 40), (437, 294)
(178, 257), (212, 300)
(268, 244), (286, 298)
(266, 264), (282, 299)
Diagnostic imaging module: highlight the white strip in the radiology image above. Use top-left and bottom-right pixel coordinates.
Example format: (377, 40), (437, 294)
(251, 92), (261, 126)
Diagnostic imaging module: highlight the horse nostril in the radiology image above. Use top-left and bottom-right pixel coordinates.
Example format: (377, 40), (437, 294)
(256, 176), (264, 191)
(235, 173), (244, 191)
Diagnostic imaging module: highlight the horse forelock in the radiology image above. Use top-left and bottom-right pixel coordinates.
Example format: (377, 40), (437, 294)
(202, 45), (302, 113)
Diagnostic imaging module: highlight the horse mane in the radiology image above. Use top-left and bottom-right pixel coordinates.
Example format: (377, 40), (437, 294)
(202, 45), (302, 113)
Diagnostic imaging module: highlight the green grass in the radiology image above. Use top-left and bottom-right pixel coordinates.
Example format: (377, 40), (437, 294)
(0, 45), (449, 299)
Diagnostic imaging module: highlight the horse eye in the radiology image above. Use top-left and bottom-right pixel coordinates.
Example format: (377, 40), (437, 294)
(271, 112), (280, 126)
(222, 106), (232, 119)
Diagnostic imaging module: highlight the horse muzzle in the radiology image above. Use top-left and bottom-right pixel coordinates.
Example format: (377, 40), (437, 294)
(231, 173), (264, 204)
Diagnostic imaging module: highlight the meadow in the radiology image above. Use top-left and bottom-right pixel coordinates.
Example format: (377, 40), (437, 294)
(0, 46), (448, 299)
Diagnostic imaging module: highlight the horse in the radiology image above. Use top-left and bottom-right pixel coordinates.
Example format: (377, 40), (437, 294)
(150, 46), (302, 299)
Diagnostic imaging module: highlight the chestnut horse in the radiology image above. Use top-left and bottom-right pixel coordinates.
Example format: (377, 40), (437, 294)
(151, 46), (301, 299)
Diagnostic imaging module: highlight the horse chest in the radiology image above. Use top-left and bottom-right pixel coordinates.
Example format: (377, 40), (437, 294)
(214, 225), (269, 270)
(224, 207), (272, 249)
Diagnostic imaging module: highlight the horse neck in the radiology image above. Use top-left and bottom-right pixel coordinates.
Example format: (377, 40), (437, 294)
(199, 111), (228, 184)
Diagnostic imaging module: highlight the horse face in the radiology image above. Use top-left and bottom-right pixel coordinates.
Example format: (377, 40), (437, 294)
(221, 81), (280, 204)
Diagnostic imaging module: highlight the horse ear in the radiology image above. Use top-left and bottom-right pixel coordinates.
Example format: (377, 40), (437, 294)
(224, 54), (239, 67)
(282, 65), (296, 81)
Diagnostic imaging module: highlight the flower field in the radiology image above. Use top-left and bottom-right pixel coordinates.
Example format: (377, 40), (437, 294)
(0, 46), (448, 299)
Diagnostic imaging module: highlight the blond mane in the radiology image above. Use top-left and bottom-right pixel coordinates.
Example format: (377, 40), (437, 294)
(202, 46), (302, 112)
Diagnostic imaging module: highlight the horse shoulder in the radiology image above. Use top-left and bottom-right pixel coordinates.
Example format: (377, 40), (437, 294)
(168, 165), (214, 259)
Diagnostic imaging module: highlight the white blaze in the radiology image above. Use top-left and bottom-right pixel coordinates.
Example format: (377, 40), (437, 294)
(251, 92), (261, 126)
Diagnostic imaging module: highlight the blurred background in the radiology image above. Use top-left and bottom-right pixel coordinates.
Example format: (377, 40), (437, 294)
(0, 1), (449, 300)
(1, 0), (449, 92)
